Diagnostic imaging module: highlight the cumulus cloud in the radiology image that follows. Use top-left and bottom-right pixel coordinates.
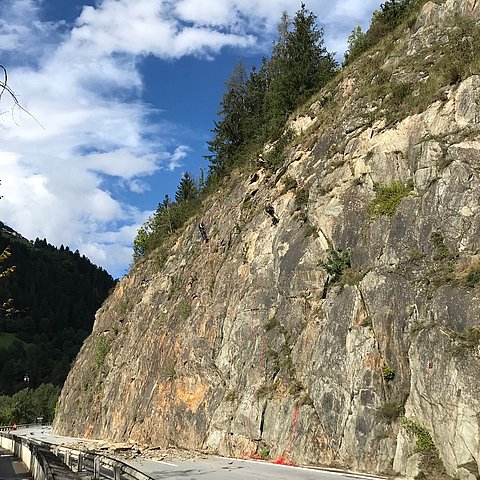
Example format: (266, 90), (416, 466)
(0, 0), (380, 277)
(68, 0), (256, 59)
(175, 0), (237, 28)
(0, 0), (37, 49)
(174, 0), (380, 52)
(83, 150), (159, 179)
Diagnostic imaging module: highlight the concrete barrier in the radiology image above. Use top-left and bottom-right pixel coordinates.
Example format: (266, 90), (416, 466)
(0, 433), (54, 480)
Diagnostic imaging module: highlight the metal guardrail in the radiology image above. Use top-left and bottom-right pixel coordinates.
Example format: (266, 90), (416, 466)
(51, 444), (154, 480)
(0, 422), (52, 432)
(0, 430), (155, 480)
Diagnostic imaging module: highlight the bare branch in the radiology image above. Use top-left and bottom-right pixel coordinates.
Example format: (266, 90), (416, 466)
(0, 63), (45, 129)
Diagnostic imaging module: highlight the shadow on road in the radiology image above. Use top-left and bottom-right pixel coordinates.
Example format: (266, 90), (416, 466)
(0, 448), (32, 479)
(149, 469), (209, 478)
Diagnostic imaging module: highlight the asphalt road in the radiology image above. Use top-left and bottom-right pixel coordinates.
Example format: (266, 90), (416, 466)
(12, 425), (81, 446)
(13, 426), (383, 480)
(0, 447), (31, 479)
(126, 456), (382, 480)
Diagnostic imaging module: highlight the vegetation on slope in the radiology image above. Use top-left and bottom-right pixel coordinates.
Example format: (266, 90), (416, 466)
(133, 0), (480, 265)
(133, 3), (339, 260)
(0, 383), (60, 425)
(343, 0), (427, 66)
(0, 227), (115, 396)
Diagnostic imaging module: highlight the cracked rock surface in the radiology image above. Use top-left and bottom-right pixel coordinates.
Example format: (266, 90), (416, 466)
(54, 2), (480, 478)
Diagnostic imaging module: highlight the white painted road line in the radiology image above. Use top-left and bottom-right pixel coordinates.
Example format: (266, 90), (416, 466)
(148, 459), (178, 467)
(217, 456), (386, 480)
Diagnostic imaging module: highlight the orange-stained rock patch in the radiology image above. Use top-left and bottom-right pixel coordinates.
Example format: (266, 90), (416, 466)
(363, 351), (381, 370)
(175, 377), (207, 413)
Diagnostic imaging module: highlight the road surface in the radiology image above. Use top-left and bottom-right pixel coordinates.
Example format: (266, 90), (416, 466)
(0, 447), (31, 479)
(14, 426), (384, 480)
(126, 456), (382, 480)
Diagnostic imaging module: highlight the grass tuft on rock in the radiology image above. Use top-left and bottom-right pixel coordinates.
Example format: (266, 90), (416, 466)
(368, 180), (413, 218)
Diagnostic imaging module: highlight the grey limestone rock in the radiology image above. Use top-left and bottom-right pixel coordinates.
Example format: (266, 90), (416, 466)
(54, 1), (480, 478)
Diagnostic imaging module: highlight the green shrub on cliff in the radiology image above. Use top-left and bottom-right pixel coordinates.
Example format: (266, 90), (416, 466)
(368, 180), (413, 217)
(94, 336), (111, 368)
(402, 418), (436, 453)
(378, 402), (405, 420)
(177, 299), (192, 321)
(403, 419), (449, 478)
(448, 326), (480, 351)
(382, 364), (396, 381)
(465, 267), (480, 287)
(259, 446), (270, 460)
(344, 0), (425, 65)
(319, 248), (351, 284)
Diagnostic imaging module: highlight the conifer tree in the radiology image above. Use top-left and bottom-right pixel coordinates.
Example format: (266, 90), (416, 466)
(343, 26), (367, 66)
(284, 4), (337, 106)
(175, 172), (198, 203)
(263, 11), (291, 136)
(264, 4), (337, 136)
(206, 62), (248, 173)
(158, 195), (174, 234)
(239, 61), (269, 147)
(132, 222), (152, 260)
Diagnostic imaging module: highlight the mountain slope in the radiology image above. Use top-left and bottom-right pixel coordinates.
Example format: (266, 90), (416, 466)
(54, 1), (480, 477)
(0, 224), (115, 394)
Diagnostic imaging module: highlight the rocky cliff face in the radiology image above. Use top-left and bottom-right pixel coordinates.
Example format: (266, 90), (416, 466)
(54, 1), (480, 478)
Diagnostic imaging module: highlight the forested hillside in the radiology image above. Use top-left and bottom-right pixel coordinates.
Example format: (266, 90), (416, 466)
(0, 222), (115, 396)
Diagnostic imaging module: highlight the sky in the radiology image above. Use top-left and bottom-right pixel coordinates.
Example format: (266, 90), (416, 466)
(0, 0), (381, 278)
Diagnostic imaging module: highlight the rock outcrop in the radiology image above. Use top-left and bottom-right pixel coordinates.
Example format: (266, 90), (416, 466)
(54, 1), (480, 478)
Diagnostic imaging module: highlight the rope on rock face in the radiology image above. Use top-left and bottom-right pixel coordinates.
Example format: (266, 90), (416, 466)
(244, 277), (263, 459)
(244, 276), (300, 465)
(247, 399), (253, 439)
(259, 335), (265, 374)
(273, 401), (300, 466)
(253, 280), (266, 378)
(244, 395), (258, 459)
(250, 277), (260, 335)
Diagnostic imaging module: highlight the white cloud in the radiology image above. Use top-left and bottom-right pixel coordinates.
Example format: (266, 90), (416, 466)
(173, 0), (380, 51)
(175, 0), (237, 28)
(79, 242), (134, 276)
(0, 0), (65, 59)
(127, 179), (150, 194)
(0, 0), (381, 277)
(68, 0), (256, 59)
(165, 145), (190, 171)
(84, 150), (159, 179)
(0, 21), (29, 51)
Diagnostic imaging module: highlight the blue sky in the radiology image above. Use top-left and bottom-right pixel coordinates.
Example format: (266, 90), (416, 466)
(0, 0), (381, 278)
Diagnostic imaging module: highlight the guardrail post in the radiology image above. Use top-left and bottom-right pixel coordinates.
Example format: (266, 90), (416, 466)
(113, 465), (121, 480)
(93, 455), (101, 479)
(78, 452), (84, 472)
(65, 449), (70, 468)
